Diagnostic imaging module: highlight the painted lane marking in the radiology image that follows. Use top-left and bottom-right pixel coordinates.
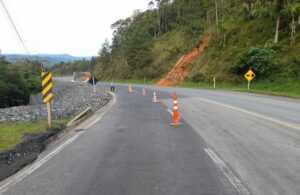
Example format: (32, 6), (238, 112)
(204, 148), (250, 195)
(0, 132), (82, 193)
(166, 108), (181, 119)
(167, 108), (173, 115)
(197, 97), (300, 131)
(0, 92), (116, 193)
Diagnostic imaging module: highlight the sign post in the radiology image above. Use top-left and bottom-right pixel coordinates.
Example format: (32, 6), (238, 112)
(247, 80), (250, 90)
(41, 72), (54, 128)
(244, 69), (256, 90)
(92, 76), (96, 93)
(47, 102), (52, 127)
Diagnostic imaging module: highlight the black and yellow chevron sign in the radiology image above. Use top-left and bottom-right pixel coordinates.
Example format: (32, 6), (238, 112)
(41, 72), (54, 103)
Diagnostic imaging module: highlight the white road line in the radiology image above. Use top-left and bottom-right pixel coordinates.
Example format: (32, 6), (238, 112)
(0, 132), (82, 193)
(197, 97), (300, 131)
(167, 108), (173, 115)
(166, 109), (181, 120)
(0, 92), (116, 193)
(204, 148), (250, 195)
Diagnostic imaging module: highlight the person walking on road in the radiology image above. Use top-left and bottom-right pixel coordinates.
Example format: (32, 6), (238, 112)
(110, 82), (115, 92)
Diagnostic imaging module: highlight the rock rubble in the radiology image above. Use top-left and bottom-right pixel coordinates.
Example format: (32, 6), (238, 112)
(0, 81), (111, 123)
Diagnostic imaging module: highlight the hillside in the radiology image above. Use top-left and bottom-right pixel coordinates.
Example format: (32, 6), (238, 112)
(45, 0), (300, 96)
(90, 0), (299, 89)
(4, 54), (90, 66)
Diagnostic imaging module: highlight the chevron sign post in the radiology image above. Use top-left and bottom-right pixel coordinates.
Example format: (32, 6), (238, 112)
(41, 72), (54, 127)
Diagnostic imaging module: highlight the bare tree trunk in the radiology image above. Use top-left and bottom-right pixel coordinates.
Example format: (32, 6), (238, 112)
(274, 15), (280, 43)
(157, 9), (161, 36)
(215, 0), (219, 27)
(291, 17), (296, 45)
(223, 34), (226, 47)
(215, 0), (219, 35)
(186, 0), (190, 10)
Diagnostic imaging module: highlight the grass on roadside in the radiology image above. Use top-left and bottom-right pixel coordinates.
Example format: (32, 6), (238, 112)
(180, 81), (300, 98)
(100, 78), (300, 98)
(0, 118), (70, 152)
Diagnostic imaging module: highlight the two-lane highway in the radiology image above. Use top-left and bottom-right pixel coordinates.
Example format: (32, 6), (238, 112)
(2, 82), (300, 195)
(136, 84), (300, 195)
(1, 84), (239, 195)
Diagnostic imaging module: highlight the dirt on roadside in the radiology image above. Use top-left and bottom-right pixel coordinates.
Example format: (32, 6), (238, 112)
(0, 126), (64, 182)
(155, 36), (210, 86)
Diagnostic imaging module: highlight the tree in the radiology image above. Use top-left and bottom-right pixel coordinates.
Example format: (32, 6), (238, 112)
(274, 0), (285, 43)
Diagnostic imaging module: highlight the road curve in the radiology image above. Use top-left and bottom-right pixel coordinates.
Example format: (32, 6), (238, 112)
(1, 84), (239, 195)
(2, 82), (300, 195)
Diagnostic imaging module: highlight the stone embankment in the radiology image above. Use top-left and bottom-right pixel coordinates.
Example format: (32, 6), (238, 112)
(0, 81), (111, 123)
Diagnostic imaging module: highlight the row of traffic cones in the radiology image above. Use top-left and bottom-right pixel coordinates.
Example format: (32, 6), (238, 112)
(128, 85), (158, 102)
(127, 85), (181, 126)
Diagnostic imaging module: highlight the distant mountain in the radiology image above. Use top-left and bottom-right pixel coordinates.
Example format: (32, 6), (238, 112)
(3, 54), (91, 66)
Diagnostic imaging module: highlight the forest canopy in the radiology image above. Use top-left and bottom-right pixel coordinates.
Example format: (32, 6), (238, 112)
(0, 56), (42, 108)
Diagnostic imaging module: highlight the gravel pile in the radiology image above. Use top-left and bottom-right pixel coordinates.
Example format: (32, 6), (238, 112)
(0, 81), (111, 123)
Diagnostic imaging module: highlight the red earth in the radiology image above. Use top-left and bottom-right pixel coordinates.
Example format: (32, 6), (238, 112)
(155, 36), (210, 86)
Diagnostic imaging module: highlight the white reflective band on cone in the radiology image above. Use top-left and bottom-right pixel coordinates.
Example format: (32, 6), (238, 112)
(174, 106), (178, 110)
(173, 100), (178, 104)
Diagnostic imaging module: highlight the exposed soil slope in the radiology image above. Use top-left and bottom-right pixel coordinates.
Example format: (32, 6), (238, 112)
(155, 36), (210, 86)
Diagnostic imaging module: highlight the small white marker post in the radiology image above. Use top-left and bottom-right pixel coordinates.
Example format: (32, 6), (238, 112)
(213, 78), (216, 89)
(92, 77), (96, 93)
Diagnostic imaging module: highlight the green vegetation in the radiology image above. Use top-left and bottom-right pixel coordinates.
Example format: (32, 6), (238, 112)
(94, 1), (299, 83)
(0, 56), (42, 108)
(0, 118), (69, 152)
(181, 80), (300, 98)
(109, 78), (300, 98)
(51, 0), (300, 97)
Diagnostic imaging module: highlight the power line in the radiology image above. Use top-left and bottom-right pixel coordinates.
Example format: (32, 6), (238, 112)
(0, 0), (32, 60)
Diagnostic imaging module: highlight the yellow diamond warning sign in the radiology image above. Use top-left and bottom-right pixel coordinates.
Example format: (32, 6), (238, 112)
(244, 69), (256, 82)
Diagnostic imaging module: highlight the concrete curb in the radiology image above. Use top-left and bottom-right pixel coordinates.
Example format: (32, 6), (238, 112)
(44, 91), (114, 146)
(66, 106), (92, 128)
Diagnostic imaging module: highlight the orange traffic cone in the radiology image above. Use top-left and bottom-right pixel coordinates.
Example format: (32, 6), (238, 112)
(171, 92), (182, 126)
(152, 91), (158, 103)
(142, 88), (146, 96)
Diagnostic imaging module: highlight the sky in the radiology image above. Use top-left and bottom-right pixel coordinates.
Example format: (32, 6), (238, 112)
(0, 0), (150, 56)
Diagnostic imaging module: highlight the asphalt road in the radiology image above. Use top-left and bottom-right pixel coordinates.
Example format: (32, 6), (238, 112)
(1, 84), (238, 195)
(1, 82), (300, 195)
